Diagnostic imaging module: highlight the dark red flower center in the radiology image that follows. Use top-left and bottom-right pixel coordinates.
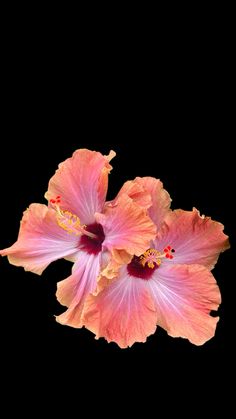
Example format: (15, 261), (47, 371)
(127, 255), (159, 280)
(80, 223), (105, 255)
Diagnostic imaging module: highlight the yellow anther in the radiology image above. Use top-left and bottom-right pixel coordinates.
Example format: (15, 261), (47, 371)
(140, 248), (162, 269)
(50, 198), (98, 239)
(56, 210), (82, 235)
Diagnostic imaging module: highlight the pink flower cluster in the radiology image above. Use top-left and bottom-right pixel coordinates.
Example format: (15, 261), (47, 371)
(1, 149), (229, 348)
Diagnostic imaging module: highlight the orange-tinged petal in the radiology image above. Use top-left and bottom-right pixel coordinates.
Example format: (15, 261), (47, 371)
(45, 149), (115, 225)
(114, 177), (171, 229)
(111, 178), (152, 210)
(56, 252), (101, 328)
(148, 264), (221, 345)
(0, 204), (79, 274)
(135, 177), (171, 229)
(83, 267), (157, 348)
(155, 208), (230, 269)
(95, 193), (157, 257)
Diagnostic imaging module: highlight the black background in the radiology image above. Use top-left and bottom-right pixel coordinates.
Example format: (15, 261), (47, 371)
(1, 20), (234, 405)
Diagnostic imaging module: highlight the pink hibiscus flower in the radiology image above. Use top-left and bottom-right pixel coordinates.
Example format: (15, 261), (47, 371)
(82, 205), (229, 348)
(0, 149), (157, 326)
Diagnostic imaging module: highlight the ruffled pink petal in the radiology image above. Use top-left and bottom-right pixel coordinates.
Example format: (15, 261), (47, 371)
(155, 209), (230, 269)
(148, 264), (221, 345)
(56, 252), (101, 327)
(0, 204), (79, 274)
(82, 266), (157, 348)
(96, 193), (157, 258)
(45, 149), (115, 225)
(133, 177), (171, 229)
(112, 177), (171, 228)
(110, 179), (152, 210)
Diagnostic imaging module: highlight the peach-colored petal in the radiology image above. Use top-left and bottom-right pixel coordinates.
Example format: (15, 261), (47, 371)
(111, 179), (152, 210)
(115, 177), (171, 229)
(83, 266), (157, 348)
(56, 252), (101, 328)
(45, 149), (115, 225)
(148, 264), (221, 345)
(135, 177), (171, 229)
(109, 249), (132, 266)
(96, 194), (157, 257)
(0, 204), (79, 274)
(155, 208), (230, 269)
(92, 250), (133, 296)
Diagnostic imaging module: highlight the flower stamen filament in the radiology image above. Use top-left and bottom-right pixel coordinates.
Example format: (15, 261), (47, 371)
(140, 246), (175, 268)
(50, 197), (98, 239)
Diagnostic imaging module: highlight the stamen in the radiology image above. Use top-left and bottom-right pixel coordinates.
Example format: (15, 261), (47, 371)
(49, 197), (98, 239)
(139, 245), (175, 268)
(164, 245), (175, 259)
(140, 249), (162, 269)
(57, 210), (82, 236)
